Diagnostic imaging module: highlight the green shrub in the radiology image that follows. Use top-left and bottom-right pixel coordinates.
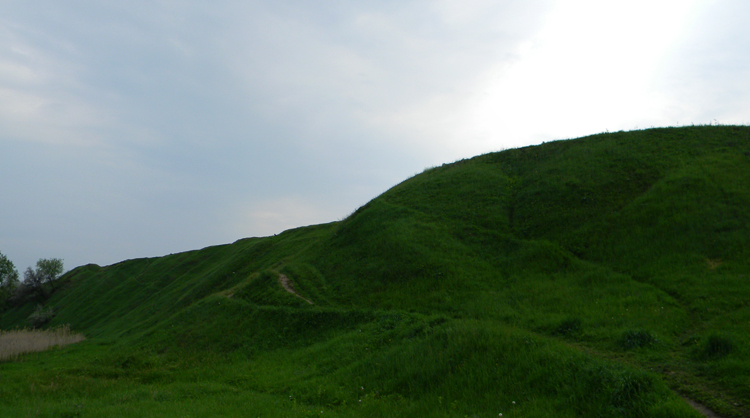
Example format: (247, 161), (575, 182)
(619, 330), (656, 350)
(553, 317), (582, 337)
(699, 334), (735, 359)
(28, 304), (56, 328)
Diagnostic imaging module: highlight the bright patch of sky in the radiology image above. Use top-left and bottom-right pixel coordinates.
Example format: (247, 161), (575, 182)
(1, 0), (748, 271)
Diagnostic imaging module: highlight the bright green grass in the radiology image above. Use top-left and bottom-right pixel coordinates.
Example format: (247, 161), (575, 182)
(0, 315), (701, 417)
(2, 126), (749, 417)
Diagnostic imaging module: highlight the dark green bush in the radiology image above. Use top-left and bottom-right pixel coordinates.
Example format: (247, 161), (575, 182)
(28, 304), (56, 328)
(619, 330), (656, 350)
(553, 317), (582, 337)
(699, 334), (735, 359)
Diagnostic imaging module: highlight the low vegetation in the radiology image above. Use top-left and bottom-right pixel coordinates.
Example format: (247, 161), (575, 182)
(1, 126), (748, 417)
(0, 324), (85, 361)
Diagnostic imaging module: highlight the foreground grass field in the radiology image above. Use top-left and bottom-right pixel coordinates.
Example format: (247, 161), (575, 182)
(2, 126), (749, 417)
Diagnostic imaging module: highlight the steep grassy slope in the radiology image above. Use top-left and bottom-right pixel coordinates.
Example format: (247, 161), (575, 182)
(2, 126), (749, 417)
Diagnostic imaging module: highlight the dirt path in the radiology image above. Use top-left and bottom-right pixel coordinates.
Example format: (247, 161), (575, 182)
(278, 274), (313, 305)
(681, 395), (723, 418)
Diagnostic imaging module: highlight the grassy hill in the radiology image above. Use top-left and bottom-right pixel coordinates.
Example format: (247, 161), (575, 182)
(2, 126), (749, 417)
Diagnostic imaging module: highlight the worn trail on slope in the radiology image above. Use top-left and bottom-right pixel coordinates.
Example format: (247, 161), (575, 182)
(680, 395), (725, 418)
(278, 274), (313, 305)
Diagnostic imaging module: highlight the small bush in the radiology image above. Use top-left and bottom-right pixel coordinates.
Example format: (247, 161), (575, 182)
(28, 304), (56, 328)
(619, 330), (656, 350)
(699, 334), (734, 359)
(608, 370), (654, 415)
(553, 317), (582, 337)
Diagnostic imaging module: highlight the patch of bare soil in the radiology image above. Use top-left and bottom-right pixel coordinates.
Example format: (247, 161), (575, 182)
(278, 274), (313, 305)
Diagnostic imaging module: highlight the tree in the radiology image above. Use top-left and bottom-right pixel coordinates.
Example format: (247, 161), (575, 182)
(0, 252), (20, 307)
(22, 258), (64, 299)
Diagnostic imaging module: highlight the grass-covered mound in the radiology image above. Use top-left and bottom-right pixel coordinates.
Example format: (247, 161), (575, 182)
(2, 126), (749, 417)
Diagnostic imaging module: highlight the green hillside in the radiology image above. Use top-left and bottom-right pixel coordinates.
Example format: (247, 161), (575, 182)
(2, 126), (749, 417)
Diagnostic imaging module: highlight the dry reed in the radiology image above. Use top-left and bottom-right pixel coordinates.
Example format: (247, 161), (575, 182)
(0, 324), (85, 361)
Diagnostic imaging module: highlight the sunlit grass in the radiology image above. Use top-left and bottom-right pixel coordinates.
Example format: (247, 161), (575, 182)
(0, 324), (85, 361)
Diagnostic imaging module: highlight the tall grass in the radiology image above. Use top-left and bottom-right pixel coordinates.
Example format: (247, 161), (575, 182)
(0, 324), (85, 361)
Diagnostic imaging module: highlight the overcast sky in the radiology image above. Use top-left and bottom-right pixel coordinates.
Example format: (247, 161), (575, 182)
(2, 0), (749, 272)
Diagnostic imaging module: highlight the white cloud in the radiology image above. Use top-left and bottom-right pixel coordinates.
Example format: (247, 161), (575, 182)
(451, 0), (707, 149)
(0, 19), (116, 147)
(650, 0), (750, 126)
